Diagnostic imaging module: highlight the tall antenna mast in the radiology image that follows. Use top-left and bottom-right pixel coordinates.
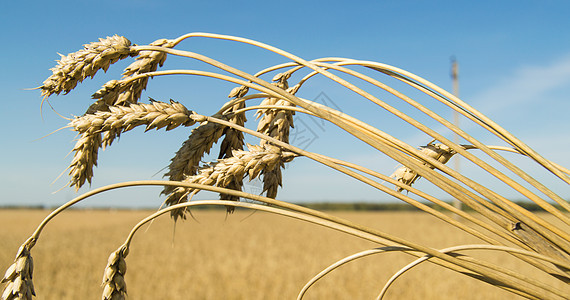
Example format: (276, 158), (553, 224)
(451, 56), (462, 213)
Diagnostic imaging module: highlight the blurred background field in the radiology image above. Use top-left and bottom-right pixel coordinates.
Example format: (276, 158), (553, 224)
(1, 209), (568, 299)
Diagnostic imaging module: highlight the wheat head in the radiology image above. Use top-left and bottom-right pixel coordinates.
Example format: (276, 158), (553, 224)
(68, 100), (195, 189)
(40, 35), (134, 99)
(390, 142), (456, 192)
(164, 144), (296, 219)
(254, 72), (296, 198)
(216, 89), (249, 212)
(1, 243), (35, 300)
(101, 246), (128, 300)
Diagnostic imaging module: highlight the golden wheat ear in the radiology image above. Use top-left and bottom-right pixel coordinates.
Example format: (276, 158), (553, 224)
(41, 35), (134, 99)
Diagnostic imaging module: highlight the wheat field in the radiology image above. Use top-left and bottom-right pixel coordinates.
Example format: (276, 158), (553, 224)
(1, 209), (567, 299)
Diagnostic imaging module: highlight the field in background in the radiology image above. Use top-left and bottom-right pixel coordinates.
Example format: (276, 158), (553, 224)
(1, 209), (568, 299)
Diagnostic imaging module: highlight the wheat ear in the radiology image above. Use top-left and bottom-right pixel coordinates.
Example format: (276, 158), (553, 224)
(67, 100), (195, 190)
(219, 86), (249, 159)
(161, 113), (227, 192)
(40, 35), (134, 99)
(164, 144), (296, 220)
(161, 114), (227, 220)
(255, 72), (295, 198)
(67, 132), (101, 189)
(71, 99), (195, 133)
(390, 141), (456, 192)
(1, 240), (36, 300)
(101, 246), (128, 300)
(217, 86), (249, 212)
(95, 38), (175, 107)
(85, 38), (175, 116)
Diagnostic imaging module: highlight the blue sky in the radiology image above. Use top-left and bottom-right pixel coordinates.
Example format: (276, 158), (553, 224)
(1, 1), (569, 208)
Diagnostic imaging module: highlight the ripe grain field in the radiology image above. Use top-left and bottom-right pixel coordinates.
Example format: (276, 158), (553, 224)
(1, 209), (568, 299)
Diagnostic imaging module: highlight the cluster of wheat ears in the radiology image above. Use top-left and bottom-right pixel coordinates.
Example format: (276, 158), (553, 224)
(2, 33), (570, 300)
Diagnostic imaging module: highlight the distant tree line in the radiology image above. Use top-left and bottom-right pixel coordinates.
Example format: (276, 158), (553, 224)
(0, 201), (563, 212)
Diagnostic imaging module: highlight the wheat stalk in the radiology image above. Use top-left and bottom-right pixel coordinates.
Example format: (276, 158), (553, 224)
(200, 106), (570, 285)
(3, 178), (566, 299)
(113, 65), (566, 251)
(297, 244), (570, 300)
(315, 59), (570, 213)
(245, 57), (570, 243)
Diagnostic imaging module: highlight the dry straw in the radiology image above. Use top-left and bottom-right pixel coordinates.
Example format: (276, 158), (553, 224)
(3, 32), (569, 300)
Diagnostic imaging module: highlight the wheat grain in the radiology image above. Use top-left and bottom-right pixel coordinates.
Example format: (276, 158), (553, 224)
(390, 142), (456, 192)
(101, 246), (128, 300)
(40, 35), (134, 98)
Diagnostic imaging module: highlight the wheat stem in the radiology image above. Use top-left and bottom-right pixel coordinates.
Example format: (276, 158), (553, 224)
(299, 244), (570, 300)
(376, 244), (570, 300)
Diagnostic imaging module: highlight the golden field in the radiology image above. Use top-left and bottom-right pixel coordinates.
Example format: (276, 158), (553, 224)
(1, 209), (568, 299)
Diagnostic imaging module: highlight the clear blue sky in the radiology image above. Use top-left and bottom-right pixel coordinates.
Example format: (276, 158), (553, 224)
(1, 1), (569, 208)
